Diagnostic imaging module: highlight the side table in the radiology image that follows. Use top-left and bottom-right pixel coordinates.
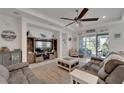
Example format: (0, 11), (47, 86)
(70, 69), (98, 84)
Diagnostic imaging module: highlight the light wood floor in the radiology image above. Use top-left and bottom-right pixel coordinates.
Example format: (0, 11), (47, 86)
(30, 58), (90, 84)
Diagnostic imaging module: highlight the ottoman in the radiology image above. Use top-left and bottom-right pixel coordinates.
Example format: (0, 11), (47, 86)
(58, 57), (79, 72)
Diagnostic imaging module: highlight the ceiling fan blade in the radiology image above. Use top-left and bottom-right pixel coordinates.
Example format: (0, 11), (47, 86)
(60, 17), (74, 21)
(77, 8), (89, 20)
(65, 22), (75, 26)
(80, 18), (99, 21)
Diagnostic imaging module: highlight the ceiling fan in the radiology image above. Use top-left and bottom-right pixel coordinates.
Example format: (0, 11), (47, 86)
(60, 8), (99, 27)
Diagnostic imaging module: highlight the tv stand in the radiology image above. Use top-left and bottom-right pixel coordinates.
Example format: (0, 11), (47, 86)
(43, 53), (49, 60)
(35, 51), (57, 63)
(27, 37), (57, 64)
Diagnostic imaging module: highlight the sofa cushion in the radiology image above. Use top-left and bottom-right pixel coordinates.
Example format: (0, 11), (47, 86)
(97, 78), (105, 84)
(0, 65), (9, 80)
(22, 67), (45, 84)
(0, 75), (8, 84)
(100, 53), (124, 74)
(7, 62), (29, 72)
(8, 69), (28, 84)
(105, 59), (124, 74)
(105, 65), (124, 84)
(80, 62), (98, 76)
(98, 53), (124, 79)
(90, 64), (100, 72)
(98, 67), (108, 80)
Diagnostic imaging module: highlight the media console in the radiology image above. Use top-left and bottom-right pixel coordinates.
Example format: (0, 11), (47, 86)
(27, 37), (57, 64)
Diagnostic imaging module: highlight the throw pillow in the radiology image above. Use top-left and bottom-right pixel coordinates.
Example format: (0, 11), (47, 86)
(0, 65), (9, 80)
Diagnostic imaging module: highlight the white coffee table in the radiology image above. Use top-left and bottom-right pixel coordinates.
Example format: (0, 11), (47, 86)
(70, 69), (98, 84)
(57, 57), (79, 72)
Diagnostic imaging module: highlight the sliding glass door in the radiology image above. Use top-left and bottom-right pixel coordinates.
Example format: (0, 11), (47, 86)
(79, 36), (96, 57)
(96, 34), (109, 58)
(79, 33), (109, 58)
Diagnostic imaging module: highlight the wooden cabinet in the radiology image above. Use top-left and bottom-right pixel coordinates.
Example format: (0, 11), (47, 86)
(27, 53), (35, 64)
(27, 37), (35, 52)
(27, 37), (35, 63)
(0, 54), (3, 65)
(0, 50), (22, 67)
(2, 53), (11, 66)
(11, 51), (22, 64)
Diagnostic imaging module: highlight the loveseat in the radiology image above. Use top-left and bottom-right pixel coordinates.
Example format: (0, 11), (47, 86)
(0, 62), (45, 84)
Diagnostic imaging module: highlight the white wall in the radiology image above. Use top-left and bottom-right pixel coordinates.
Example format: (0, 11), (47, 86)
(28, 26), (54, 39)
(67, 33), (79, 50)
(109, 23), (124, 52)
(62, 33), (68, 57)
(0, 14), (21, 51)
(52, 31), (79, 58)
(60, 32), (79, 57)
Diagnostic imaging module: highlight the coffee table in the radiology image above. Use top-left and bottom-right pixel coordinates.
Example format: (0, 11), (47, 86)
(57, 57), (79, 72)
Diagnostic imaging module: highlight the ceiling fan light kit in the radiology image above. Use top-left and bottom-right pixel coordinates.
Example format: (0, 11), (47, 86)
(76, 23), (79, 26)
(102, 16), (106, 19)
(60, 8), (99, 27)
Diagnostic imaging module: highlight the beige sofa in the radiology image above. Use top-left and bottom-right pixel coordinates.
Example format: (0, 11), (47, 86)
(80, 51), (124, 84)
(0, 63), (45, 84)
(97, 52), (124, 84)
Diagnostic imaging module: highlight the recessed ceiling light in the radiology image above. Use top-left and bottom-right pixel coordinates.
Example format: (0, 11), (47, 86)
(102, 16), (106, 19)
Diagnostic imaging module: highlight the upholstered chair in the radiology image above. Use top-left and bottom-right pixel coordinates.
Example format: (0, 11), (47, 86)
(69, 48), (79, 57)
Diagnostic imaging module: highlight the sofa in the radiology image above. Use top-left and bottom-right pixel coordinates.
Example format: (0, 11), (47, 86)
(97, 52), (124, 84)
(0, 62), (45, 84)
(80, 57), (104, 76)
(80, 51), (124, 84)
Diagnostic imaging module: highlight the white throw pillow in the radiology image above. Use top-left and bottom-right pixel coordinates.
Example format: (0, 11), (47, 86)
(0, 65), (9, 80)
(0, 75), (8, 84)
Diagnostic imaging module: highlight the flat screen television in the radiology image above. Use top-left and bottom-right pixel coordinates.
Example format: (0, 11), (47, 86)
(35, 41), (52, 53)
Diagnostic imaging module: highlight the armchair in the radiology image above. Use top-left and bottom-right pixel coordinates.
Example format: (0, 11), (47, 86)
(69, 48), (79, 57)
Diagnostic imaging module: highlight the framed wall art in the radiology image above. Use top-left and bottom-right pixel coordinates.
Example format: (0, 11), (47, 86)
(1, 30), (16, 41)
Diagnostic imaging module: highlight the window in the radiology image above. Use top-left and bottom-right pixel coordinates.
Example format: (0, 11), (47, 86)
(79, 36), (96, 57)
(79, 33), (109, 58)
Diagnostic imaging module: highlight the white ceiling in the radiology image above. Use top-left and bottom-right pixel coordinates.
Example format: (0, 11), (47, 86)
(0, 8), (124, 32)
(31, 8), (124, 29)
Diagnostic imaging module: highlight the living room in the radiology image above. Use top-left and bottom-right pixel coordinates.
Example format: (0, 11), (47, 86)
(0, 8), (124, 84)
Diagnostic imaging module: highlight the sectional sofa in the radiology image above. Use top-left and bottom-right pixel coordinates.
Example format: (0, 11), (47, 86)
(0, 63), (45, 84)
